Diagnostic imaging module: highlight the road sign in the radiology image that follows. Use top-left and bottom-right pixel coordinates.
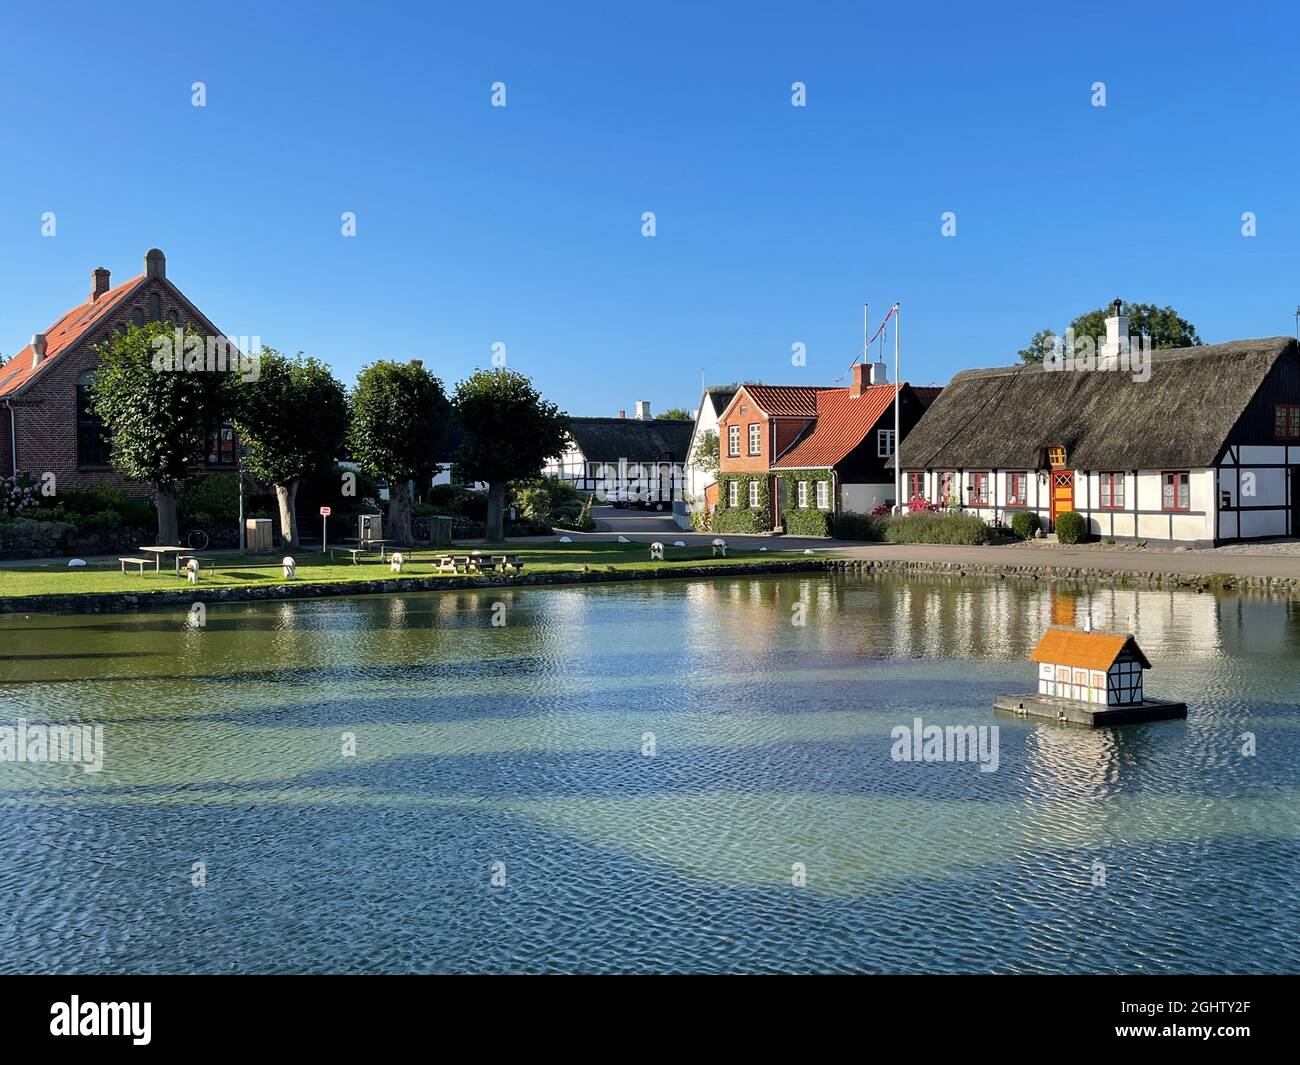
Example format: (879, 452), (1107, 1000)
(319, 506), (332, 516)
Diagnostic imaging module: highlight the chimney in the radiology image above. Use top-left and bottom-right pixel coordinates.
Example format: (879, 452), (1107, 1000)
(850, 362), (867, 398)
(144, 248), (166, 280)
(31, 333), (47, 369)
(869, 360), (888, 385)
(635, 400), (651, 420)
(91, 267), (111, 300)
(618, 409), (626, 419)
(1102, 297), (1128, 367)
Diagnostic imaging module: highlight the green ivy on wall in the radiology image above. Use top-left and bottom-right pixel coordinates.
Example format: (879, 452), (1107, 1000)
(779, 469), (834, 536)
(713, 472), (771, 532)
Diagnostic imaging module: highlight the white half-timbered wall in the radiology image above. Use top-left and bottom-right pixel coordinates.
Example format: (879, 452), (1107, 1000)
(1216, 444), (1297, 541)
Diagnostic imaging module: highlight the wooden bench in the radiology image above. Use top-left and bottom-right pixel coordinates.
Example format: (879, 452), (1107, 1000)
(331, 547), (373, 565)
(119, 556), (151, 576)
(434, 554), (471, 574)
(499, 554), (525, 572)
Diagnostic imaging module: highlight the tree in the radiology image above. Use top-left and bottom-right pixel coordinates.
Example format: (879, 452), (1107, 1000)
(231, 349), (347, 547)
(658, 407), (692, 421)
(1019, 302), (1202, 364)
(90, 323), (234, 544)
(452, 369), (570, 542)
(348, 360), (451, 545)
(692, 429), (720, 473)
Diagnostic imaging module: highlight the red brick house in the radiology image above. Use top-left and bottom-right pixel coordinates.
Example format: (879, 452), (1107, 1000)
(715, 366), (941, 530)
(0, 249), (239, 493)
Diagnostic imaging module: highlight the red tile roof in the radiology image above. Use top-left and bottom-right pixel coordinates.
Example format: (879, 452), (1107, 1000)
(0, 275), (145, 397)
(772, 383), (898, 468)
(740, 384), (826, 417)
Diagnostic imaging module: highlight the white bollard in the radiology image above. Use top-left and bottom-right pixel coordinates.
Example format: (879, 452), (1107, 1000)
(389, 552), (404, 573)
(712, 538), (727, 558)
(649, 542), (664, 560)
(282, 556), (296, 580)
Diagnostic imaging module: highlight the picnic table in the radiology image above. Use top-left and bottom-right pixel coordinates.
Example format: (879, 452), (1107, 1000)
(433, 553), (525, 575)
(343, 537), (393, 561)
(138, 545), (189, 575)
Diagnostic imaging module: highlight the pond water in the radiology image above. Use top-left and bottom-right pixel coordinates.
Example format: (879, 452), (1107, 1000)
(1, 574), (1297, 973)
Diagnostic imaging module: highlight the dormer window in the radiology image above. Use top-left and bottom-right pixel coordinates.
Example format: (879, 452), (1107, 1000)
(1047, 446), (1067, 469)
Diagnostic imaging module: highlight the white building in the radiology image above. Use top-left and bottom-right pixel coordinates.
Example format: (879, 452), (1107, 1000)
(684, 386), (737, 507)
(892, 308), (1300, 546)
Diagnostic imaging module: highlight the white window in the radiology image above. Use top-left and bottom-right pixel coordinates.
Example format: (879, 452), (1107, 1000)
(748, 423), (761, 455)
(748, 480), (760, 507)
(728, 480), (738, 507)
(728, 425), (740, 456)
(797, 481), (808, 508)
(877, 428), (895, 457)
(816, 480), (829, 509)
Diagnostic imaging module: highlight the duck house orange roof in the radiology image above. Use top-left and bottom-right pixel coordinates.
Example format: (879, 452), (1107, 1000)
(1029, 627), (1151, 671)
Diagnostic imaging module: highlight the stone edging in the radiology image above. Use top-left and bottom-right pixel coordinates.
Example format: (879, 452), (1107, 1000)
(825, 557), (1300, 595)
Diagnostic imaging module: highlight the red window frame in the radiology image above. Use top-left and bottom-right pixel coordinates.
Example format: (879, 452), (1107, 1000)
(1161, 471), (1190, 511)
(1099, 471), (1125, 509)
(969, 471), (989, 505)
(939, 470), (956, 502)
(1275, 404), (1300, 440)
(1007, 471), (1027, 506)
(907, 471), (924, 501)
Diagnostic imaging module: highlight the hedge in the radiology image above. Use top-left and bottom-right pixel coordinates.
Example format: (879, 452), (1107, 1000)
(832, 511), (885, 541)
(882, 512), (991, 545)
(712, 507), (769, 534)
(1054, 510), (1089, 544)
(783, 508), (831, 536)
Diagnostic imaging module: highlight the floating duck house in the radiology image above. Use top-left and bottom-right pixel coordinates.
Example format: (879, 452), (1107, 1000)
(993, 625), (1187, 726)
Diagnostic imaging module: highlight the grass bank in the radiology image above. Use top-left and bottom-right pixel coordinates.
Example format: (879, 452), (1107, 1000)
(0, 540), (798, 599)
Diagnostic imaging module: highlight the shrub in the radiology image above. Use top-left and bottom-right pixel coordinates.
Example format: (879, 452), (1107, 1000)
(1010, 511), (1042, 540)
(554, 494), (596, 532)
(833, 510), (886, 541)
(783, 508), (831, 537)
(882, 512), (991, 545)
(1054, 511), (1088, 544)
(712, 507), (768, 534)
(3, 473), (41, 517)
(179, 473), (240, 527)
(511, 477), (587, 526)
(690, 507), (711, 532)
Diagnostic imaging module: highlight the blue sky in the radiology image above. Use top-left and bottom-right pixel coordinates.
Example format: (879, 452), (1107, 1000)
(2, 1), (1298, 415)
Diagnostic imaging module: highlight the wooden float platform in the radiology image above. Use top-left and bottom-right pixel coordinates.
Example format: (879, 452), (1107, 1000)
(993, 692), (1187, 727)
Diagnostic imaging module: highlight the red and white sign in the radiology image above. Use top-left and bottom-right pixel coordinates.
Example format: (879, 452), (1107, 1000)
(319, 506), (332, 517)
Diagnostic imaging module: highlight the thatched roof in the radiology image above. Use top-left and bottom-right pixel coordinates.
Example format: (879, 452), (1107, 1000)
(891, 337), (1297, 470)
(567, 417), (694, 462)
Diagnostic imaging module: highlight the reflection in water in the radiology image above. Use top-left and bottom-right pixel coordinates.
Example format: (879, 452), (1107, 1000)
(0, 573), (1297, 974)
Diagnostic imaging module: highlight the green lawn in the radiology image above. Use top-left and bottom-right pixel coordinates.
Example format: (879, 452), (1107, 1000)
(0, 540), (802, 598)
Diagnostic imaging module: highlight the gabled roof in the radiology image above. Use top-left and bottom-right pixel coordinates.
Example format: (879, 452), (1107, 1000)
(734, 384), (827, 418)
(703, 386), (737, 416)
(893, 337), (1297, 471)
(566, 417), (694, 462)
(772, 383), (899, 469)
(1030, 627), (1151, 671)
(0, 275), (145, 397)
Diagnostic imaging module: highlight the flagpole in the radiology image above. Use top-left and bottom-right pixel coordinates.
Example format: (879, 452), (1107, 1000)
(894, 302), (901, 512)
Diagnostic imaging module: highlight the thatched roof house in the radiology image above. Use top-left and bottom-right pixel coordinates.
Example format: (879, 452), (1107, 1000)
(890, 326), (1300, 547)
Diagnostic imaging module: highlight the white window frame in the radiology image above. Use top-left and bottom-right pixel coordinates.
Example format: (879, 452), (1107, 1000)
(747, 480), (760, 508)
(877, 428), (895, 458)
(815, 480), (829, 509)
(748, 423), (761, 456)
(797, 481), (808, 508)
(728, 425), (740, 457)
(728, 480), (738, 507)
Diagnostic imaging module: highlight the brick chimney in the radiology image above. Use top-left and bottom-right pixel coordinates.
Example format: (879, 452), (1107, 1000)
(91, 267), (110, 300)
(618, 409), (626, 419)
(850, 362), (867, 399)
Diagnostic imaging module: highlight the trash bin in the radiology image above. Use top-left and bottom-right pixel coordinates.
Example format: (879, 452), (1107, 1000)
(245, 518), (273, 554)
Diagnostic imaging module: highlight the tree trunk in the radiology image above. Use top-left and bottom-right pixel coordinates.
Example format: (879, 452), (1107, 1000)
(155, 483), (179, 545)
(485, 481), (507, 543)
(387, 479), (413, 546)
(275, 480), (299, 547)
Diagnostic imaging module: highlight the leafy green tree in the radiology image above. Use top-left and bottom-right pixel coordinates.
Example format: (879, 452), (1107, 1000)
(692, 428), (720, 473)
(90, 323), (234, 543)
(348, 360), (451, 545)
(452, 369), (570, 542)
(231, 349), (347, 546)
(658, 407), (692, 420)
(1019, 302), (1202, 364)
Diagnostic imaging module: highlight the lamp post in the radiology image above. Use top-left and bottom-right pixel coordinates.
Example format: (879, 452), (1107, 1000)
(237, 443), (249, 553)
